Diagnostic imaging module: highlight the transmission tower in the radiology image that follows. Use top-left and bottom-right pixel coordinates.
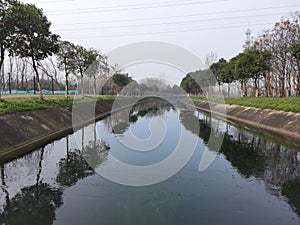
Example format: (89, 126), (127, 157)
(244, 28), (251, 50)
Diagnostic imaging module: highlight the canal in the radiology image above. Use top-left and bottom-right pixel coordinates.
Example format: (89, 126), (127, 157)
(0, 102), (299, 225)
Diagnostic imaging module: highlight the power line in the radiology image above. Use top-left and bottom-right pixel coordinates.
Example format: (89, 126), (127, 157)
(54, 12), (286, 33)
(53, 4), (300, 26)
(48, 0), (210, 12)
(38, 0), (75, 4)
(48, 0), (228, 15)
(62, 21), (275, 39)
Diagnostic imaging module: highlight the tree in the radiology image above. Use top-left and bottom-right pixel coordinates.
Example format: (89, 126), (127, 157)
(0, 183), (63, 225)
(291, 43), (300, 96)
(210, 58), (227, 92)
(7, 2), (59, 99)
(220, 56), (238, 97)
(180, 73), (201, 95)
(71, 45), (98, 97)
(291, 43), (300, 60)
(0, 0), (16, 100)
(236, 49), (272, 97)
(171, 84), (183, 95)
(57, 40), (76, 97)
(85, 53), (110, 96)
(112, 73), (132, 90)
(255, 13), (300, 97)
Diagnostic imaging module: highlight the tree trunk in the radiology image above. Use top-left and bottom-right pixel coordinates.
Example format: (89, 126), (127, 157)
(81, 73), (84, 97)
(1, 165), (10, 206)
(254, 77), (259, 98)
(65, 73), (69, 97)
(82, 128), (85, 151)
(227, 83), (230, 97)
(244, 81), (248, 97)
(280, 77), (285, 97)
(0, 44), (5, 101)
(94, 76), (97, 96)
(297, 65), (300, 97)
(36, 147), (45, 186)
(240, 81), (244, 97)
(264, 74), (268, 97)
(31, 56), (43, 99)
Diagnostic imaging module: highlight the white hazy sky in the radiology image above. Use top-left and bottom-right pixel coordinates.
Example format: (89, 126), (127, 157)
(22, 0), (300, 84)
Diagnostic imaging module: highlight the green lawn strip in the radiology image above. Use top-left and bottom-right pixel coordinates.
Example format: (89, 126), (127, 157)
(191, 96), (300, 113)
(0, 95), (118, 114)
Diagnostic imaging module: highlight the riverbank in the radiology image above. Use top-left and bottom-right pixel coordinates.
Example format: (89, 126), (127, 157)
(0, 95), (117, 114)
(191, 96), (300, 114)
(188, 100), (300, 148)
(0, 97), (169, 164)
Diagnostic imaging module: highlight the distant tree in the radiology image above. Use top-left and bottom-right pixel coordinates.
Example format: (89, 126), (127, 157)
(56, 40), (76, 97)
(71, 45), (98, 96)
(112, 73), (132, 90)
(171, 84), (183, 95)
(138, 83), (148, 94)
(236, 49), (272, 97)
(254, 13), (300, 97)
(7, 2), (60, 99)
(180, 73), (201, 95)
(122, 80), (138, 96)
(220, 56), (238, 97)
(291, 43), (300, 96)
(191, 69), (216, 95)
(291, 43), (300, 60)
(86, 54), (110, 96)
(210, 58), (227, 92)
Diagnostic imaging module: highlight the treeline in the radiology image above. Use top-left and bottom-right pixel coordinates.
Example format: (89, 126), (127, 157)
(0, 0), (116, 98)
(0, 0), (112, 99)
(0, 0), (183, 99)
(109, 74), (183, 96)
(181, 12), (300, 98)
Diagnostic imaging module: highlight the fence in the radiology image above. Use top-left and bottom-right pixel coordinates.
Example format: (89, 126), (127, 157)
(0, 90), (78, 95)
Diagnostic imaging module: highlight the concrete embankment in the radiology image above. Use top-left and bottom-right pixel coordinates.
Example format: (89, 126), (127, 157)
(188, 100), (300, 148)
(0, 99), (116, 164)
(0, 97), (165, 164)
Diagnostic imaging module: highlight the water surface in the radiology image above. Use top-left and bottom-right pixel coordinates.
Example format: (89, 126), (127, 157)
(0, 105), (299, 225)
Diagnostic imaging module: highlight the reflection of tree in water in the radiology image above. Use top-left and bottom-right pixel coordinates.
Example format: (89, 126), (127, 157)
(282, 179), (300, 216)
(105, 101), (175, 134)
(0, 147), (63, 225)
(82, 140), (110, 169)
(0, 183), (63, 225)
(180, 109), (300, 215)
(112, 121), (130, 134)
(56, 149), (94, 188)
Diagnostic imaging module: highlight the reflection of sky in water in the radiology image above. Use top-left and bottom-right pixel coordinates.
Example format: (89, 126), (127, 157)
(0, 105), (299, 225)
(99, 108), (181, 166)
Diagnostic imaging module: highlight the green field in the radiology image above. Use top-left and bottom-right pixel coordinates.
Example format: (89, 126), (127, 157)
(191, 96), (300, 113)
(0, 96), (117, 114)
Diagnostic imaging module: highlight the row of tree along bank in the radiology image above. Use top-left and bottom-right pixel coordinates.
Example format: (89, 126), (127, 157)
(0, 1), (184, 100)
(181, 12), (300, 98)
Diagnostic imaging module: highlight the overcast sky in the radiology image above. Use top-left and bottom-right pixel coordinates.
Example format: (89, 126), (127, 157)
(22, 0), (300, 84)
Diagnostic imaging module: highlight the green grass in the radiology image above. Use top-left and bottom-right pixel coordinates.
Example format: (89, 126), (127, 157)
(191, 96), (300, 113)
(0, 95), (117, 114)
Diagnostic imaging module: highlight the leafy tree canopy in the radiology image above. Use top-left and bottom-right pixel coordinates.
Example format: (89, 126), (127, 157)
(112, 73), (133, 88)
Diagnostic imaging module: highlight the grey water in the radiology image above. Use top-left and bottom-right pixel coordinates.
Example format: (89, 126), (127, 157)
(0, 105), (299, 225)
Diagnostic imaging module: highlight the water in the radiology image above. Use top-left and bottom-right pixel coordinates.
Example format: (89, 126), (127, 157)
(0, 104), (299, 225)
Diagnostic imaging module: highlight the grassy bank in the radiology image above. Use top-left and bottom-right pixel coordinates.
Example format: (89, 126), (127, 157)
(191, 96), (300, 113)
(0, 95), (117, 114)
